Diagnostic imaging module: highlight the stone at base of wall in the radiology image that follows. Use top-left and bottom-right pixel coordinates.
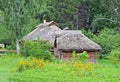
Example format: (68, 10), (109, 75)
(87, 58), (96, 63)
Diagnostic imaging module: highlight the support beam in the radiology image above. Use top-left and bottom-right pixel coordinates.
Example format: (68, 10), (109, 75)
(16, 40), (20, 54)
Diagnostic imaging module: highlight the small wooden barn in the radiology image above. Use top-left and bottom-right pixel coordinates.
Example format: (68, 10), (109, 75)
(22, 21), (102, 62)
(54, 30), (102, 62)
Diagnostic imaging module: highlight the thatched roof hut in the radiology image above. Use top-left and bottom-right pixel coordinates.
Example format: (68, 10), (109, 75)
(21, 21), (101, 62)
(55, 30), (102, 51)
(54, 30), (102, 62)
(22, 21), (61, 46)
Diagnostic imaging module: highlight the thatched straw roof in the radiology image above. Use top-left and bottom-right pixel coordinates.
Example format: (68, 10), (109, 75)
(22, 21), (61, 46)
(55, 30), (102, 51)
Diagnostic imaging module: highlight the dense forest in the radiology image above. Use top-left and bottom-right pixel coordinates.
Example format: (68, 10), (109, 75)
(0, 0), (120, 57)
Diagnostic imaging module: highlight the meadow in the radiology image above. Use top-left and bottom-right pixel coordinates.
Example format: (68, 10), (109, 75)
(0, 54), (120, 82)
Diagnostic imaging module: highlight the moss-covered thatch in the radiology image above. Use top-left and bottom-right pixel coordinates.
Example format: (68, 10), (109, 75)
(55, 30), (102, 51)
(22, 21), (61, 46)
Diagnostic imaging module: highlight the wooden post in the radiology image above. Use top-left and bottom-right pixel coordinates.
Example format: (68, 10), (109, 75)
(16, 40), (20, 54)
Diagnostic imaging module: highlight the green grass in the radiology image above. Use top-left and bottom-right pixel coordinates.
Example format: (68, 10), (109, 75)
(0, 54), (120, 82)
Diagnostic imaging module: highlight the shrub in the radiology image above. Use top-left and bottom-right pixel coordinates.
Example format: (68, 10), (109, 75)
(72, 51), (89, 62)
(93, 28), (120, 54)
(110, 48), (120, 59)
(77, 51), (89, 62)
(109, 48), (120, 67)
(20, 40), (52, 60)
(82, 28), (120, 57)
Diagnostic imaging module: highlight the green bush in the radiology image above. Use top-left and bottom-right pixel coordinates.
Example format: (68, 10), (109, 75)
(82, 28), (120, 57)
(77, 51), (89, 62)
(72, 51), (89, 62)
(110, 48), (120, 59)
(109, 48), (120, 67)
(20, 40), (52, 60)
(93, 28), (120, 55)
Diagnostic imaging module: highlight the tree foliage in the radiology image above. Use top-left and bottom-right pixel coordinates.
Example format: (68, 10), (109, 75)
(0, 0), (45, 42)
(39, 0), (80, 29)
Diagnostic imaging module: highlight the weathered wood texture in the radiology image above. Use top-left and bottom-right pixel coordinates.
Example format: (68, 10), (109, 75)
(60, 51), (97, 62)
